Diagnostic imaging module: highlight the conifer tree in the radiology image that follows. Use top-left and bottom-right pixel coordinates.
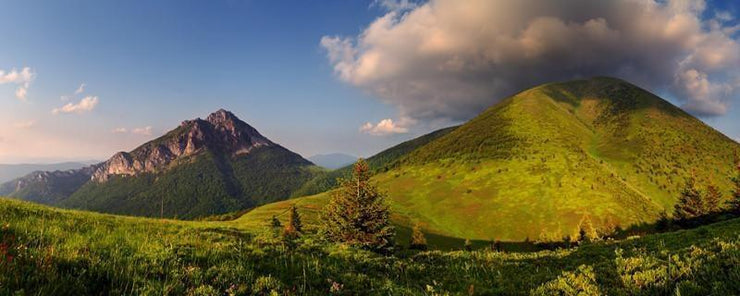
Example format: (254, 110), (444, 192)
(674, 177), (705, 221)
(577, 215), (598, 242)
(409, 223), (427, 250)
(321, 159), (395, 253)
(704, 183), (722, 214)
(283, 204), (302, 239)
(270, 215), (281, 229)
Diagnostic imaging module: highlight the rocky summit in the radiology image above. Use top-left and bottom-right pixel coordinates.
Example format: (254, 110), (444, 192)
(90, 109), (275, 182)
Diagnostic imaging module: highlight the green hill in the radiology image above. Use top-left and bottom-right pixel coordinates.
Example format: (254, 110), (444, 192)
(247, 77), (739, 242)
(1, 196), (738, 295)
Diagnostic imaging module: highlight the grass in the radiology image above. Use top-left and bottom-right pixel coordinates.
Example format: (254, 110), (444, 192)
(1, 197), (739, 295)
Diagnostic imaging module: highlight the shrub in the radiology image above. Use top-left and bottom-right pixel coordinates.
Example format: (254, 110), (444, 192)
(531, 265), (601, 296)
(409, 223), (427, 251)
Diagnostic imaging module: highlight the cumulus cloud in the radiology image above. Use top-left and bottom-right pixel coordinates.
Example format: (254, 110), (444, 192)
(0, 67), (35, 101)
(360, 118), (412, 135)
(52, 96), (99, 114)
(112, 128), (128, 134)
(131, 126), (153, 136)
(321, 0), (740, 123)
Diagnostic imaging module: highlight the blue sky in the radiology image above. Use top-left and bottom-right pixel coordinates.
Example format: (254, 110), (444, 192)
(0, 0), (739, 163)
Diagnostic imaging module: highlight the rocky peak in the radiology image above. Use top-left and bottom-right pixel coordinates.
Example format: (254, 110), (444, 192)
(91, 109), (275, 182)
(206, 109), (238, 126)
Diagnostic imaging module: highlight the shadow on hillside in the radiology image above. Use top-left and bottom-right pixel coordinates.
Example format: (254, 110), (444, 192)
(394, 210), (740, 253)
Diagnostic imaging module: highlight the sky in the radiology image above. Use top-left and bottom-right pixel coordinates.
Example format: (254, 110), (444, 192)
(0, 0), (739, 163)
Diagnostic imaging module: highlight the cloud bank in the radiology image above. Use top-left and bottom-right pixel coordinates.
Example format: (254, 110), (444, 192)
(322, 0), (740, 125)
(0, 67), (35, 101)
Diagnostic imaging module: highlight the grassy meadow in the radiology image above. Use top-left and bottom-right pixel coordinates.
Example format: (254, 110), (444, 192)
(2, 197), (739, 295)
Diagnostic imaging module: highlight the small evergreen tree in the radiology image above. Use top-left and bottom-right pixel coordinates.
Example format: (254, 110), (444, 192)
(270, 215), (281, 229)
(283, 204), (302, 241)
(674, 177), (705, 221)
(577, 215), (598, 243)
(409, 223), (427, 250)
(320, 159), (395, 253)
(704, 183), (722, 214)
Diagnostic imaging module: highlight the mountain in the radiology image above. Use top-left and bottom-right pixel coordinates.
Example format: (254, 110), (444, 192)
(244, 77), (740, 242)
(0, 109), (322, 219)
(0, 162), (93, 183)
(308, 153), (357, 169)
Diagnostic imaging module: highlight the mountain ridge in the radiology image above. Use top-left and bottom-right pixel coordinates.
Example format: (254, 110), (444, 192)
(0, 109), (321, 218)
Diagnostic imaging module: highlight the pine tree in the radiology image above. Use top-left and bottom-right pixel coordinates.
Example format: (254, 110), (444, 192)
(577, 214), (598, 243)
(283, 204), (302, 239)
(674, 177), (705, 221)
(704, 183), (722, 214)
(271, 215), (282, 228)
(409, 223), (427, 250)
(321, 159), (395, 253)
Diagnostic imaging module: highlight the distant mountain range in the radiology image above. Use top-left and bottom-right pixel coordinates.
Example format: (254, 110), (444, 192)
(0, 162), (95, 184)
(0, 109), (322, 219)
(308, 153), (357, 169)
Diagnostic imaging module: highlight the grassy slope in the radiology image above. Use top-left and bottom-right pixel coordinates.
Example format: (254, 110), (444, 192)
(250, 77), (739, 243)
(383, 77), (738, 241)
(2, 197), (738, 295)
(291, 126), (458, 197)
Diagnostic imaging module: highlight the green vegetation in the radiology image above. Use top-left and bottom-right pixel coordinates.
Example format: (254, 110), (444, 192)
(729, 160), (740, 213)
(409, 223), (427, 250)
(320, 159), (395, 253)
(61, 147), (322, 219)
(292, 126), (458, 197)
(674, 177), (705, 221)
(312, 77), (738, 242)
(2, 197), (738, 295)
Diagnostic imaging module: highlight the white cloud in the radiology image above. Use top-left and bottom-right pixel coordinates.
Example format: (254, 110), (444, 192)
(321, 0), (740, 122)
(360, 118), (410, 136)
(52, 96), (99, 114)
(74, 83), (85, 95)
(131, 126), (153, 136)
(12, 120), (35, 129)
(111, 126), (153, 136)
(0, 67), (35, 101)
(372, 0), (417, 12)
